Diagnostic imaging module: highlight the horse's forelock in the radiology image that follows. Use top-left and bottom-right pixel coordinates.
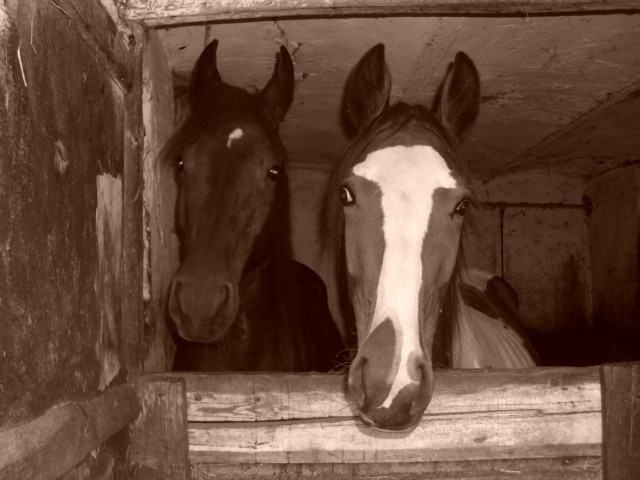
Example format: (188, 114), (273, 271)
(161, 85), (274, 171)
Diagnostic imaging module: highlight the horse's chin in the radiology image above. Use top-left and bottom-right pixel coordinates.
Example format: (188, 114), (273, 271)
(175, 312), (239, 345)
(358, 410), (423, 433)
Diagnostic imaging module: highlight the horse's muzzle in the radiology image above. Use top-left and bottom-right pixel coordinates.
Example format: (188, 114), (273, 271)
(347, 322), (433, 431)
(168, 275), (236, 343)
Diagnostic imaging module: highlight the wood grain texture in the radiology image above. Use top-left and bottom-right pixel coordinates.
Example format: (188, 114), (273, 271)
(122, 0), (640, 26)
(184, 367), (601, 422)
(173, 367), (602, 464)
(189, 411), (601, 464)
(140, 29), (180, 372)
(602, 363), (640, 480)
(0, 385), (139, 480)
(192, 456), (603, 479)
(129, 376), (189, 480)
(122, 24), (145, 377)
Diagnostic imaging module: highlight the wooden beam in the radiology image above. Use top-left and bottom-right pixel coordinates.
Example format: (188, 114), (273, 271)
(122, 24), (145, 376)
(168, 367), (602, 465)
(0, 384), (140, 480)
(122, 0), (640, 27)
(602, 363), (640, 480)
(503, 79), (640, 177)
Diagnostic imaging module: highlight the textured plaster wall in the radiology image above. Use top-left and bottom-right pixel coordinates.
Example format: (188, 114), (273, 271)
(471, 172), (593, 335)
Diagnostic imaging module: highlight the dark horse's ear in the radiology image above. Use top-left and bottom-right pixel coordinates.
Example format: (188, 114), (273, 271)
(434, 52), (480, 143)
(261, 46), (294, 126)
(190, 39), (223, 105)
(344, 43), (391, 133)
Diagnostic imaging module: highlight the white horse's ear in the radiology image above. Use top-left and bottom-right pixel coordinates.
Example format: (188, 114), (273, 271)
(434, 52), (481, 143)
(343, 43), (391, 133)
(190, 39), (223, 104)
(261, 46), (295, 126)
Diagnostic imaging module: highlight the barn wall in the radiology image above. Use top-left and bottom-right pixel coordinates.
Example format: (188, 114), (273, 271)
(587, 164), (640, 361)
(0, 0), (135, 427)
(471, 172), (593, 336)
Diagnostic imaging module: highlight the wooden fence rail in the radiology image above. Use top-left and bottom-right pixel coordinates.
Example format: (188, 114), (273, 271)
(0, 384), (140, 480)
(131, 364), (640, 479)
(3, 364), (636, 479)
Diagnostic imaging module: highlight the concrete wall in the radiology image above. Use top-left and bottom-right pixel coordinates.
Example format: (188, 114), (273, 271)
(0, 0), (135, 428)
(470, 172), (593, 335)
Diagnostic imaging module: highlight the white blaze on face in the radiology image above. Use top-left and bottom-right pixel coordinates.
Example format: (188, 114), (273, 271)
(226, 128), (244, 148)
(353, 145), (457, 408)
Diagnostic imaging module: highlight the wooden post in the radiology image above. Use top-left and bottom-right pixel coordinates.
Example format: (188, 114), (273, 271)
(122, 24), (145, 376)
(129, 375), (190, 480)
(602, 362), (640, 480)
(0, 384), (140, 480)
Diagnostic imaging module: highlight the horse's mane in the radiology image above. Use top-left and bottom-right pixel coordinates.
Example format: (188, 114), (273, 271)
(324, 102), (475, 364)
(162, 82), (313, 370)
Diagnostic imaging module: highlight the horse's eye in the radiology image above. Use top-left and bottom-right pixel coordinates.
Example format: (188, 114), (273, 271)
(340, 186), (355, 206)
(453, 197), (469, 217)
(267, 165), (281, 180)
(177, 158), (184, 171)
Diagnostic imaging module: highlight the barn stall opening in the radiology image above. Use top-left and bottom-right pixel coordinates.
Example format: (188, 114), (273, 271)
(0, 0), (639, 479)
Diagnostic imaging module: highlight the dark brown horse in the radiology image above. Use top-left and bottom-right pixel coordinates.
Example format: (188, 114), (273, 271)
(164, 40), (344, 372)
(326, 44), (538, 431)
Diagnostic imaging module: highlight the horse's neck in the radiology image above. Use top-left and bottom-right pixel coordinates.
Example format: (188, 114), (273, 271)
(239, 252), (300, 370)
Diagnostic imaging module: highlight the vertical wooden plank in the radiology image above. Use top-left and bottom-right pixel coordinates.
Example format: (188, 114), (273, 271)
(122, 24), (145, 375)
(602, 363), (640, 480)
(141, 29), (180, 372)
(130, 376), (189, 480)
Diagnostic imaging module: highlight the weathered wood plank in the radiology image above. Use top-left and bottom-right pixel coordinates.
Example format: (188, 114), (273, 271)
(179, 367), (602, 464)
(122, 24), (145, 377)
(122, 0), (640, 26)
(602, 363), (640, 480)
(192, 456), (603, 479)
(0, 385), (140, 480)
(140, 28), (180, 372)
(129, 376), (189, 480)
(184, 367), (601, 422)
(189, 411), (601, 464)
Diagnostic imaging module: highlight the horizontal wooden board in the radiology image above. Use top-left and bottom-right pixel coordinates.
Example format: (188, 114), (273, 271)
(178, 367), (602, 464)
(123, 0), (640, 26)
(192, 456), (603, 479)
(184, 367), (601, 422)
(189, 411), (601, 464)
